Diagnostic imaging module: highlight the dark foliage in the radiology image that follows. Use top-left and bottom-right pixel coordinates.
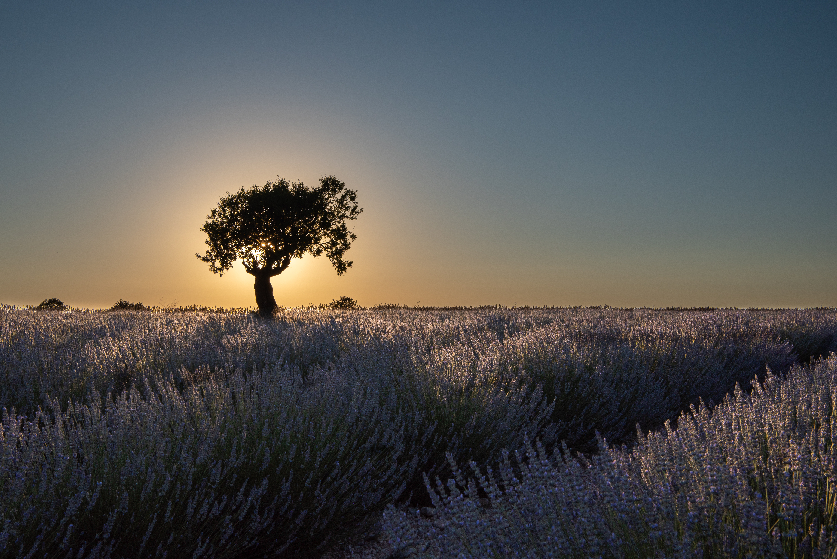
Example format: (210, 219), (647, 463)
(35, 298), (66, 310)
(328, 296), (359, 309)
(196, 176), (362, 316)
(109, 299), (147, 311)
(371, 303), (406, 310)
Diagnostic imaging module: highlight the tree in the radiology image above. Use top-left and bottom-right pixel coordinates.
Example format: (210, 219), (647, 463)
(36, 298), (66, 310)
(196, 176), (362, 317)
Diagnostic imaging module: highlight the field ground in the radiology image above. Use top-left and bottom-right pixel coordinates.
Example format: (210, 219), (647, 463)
(1, 305), (836, 558)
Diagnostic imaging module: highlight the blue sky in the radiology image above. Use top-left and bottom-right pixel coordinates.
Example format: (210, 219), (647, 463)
(1, 1), (835, 308)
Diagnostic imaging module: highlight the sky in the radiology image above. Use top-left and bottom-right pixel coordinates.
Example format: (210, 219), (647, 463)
(1, 1), (835, 309)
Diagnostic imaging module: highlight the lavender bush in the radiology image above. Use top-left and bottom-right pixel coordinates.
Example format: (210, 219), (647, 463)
(1, 305), (836, 558)
(383, 353), (837, 558)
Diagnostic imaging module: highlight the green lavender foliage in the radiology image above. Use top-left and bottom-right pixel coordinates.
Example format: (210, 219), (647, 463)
(383, 354), (837, 558)
(1, 305), (836, 557)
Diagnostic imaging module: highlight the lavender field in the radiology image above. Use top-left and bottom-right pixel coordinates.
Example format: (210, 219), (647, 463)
(1, 305), (836, 558)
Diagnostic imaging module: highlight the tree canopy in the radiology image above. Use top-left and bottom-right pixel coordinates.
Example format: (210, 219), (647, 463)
(196, 176), (362, 315)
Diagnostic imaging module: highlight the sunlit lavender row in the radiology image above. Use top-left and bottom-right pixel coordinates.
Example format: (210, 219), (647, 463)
(1, 304), (836, 558)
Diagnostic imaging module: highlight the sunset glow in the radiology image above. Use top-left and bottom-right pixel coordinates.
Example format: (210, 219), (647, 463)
(1, 2), (835, 310)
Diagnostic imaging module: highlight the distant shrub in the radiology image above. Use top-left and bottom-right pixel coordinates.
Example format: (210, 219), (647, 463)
(329, 295), (359, 309)
(372, 303), (407, 310)
(35, 298), (66, 310)
(110, 299), (147, 311)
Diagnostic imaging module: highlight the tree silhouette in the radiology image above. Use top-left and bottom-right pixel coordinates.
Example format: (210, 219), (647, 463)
(36, 298), (66, 310)
(196, 176), (362, 316)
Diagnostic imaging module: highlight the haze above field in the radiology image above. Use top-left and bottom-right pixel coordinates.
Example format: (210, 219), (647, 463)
(1, 1), (835, 309)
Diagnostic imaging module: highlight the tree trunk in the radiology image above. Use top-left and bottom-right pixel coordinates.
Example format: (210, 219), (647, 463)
(254, 272), (278, 317)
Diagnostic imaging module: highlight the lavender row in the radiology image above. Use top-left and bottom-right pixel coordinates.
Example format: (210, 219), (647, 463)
(384, 352), (837, 558)
(1, 306), (836, 557)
